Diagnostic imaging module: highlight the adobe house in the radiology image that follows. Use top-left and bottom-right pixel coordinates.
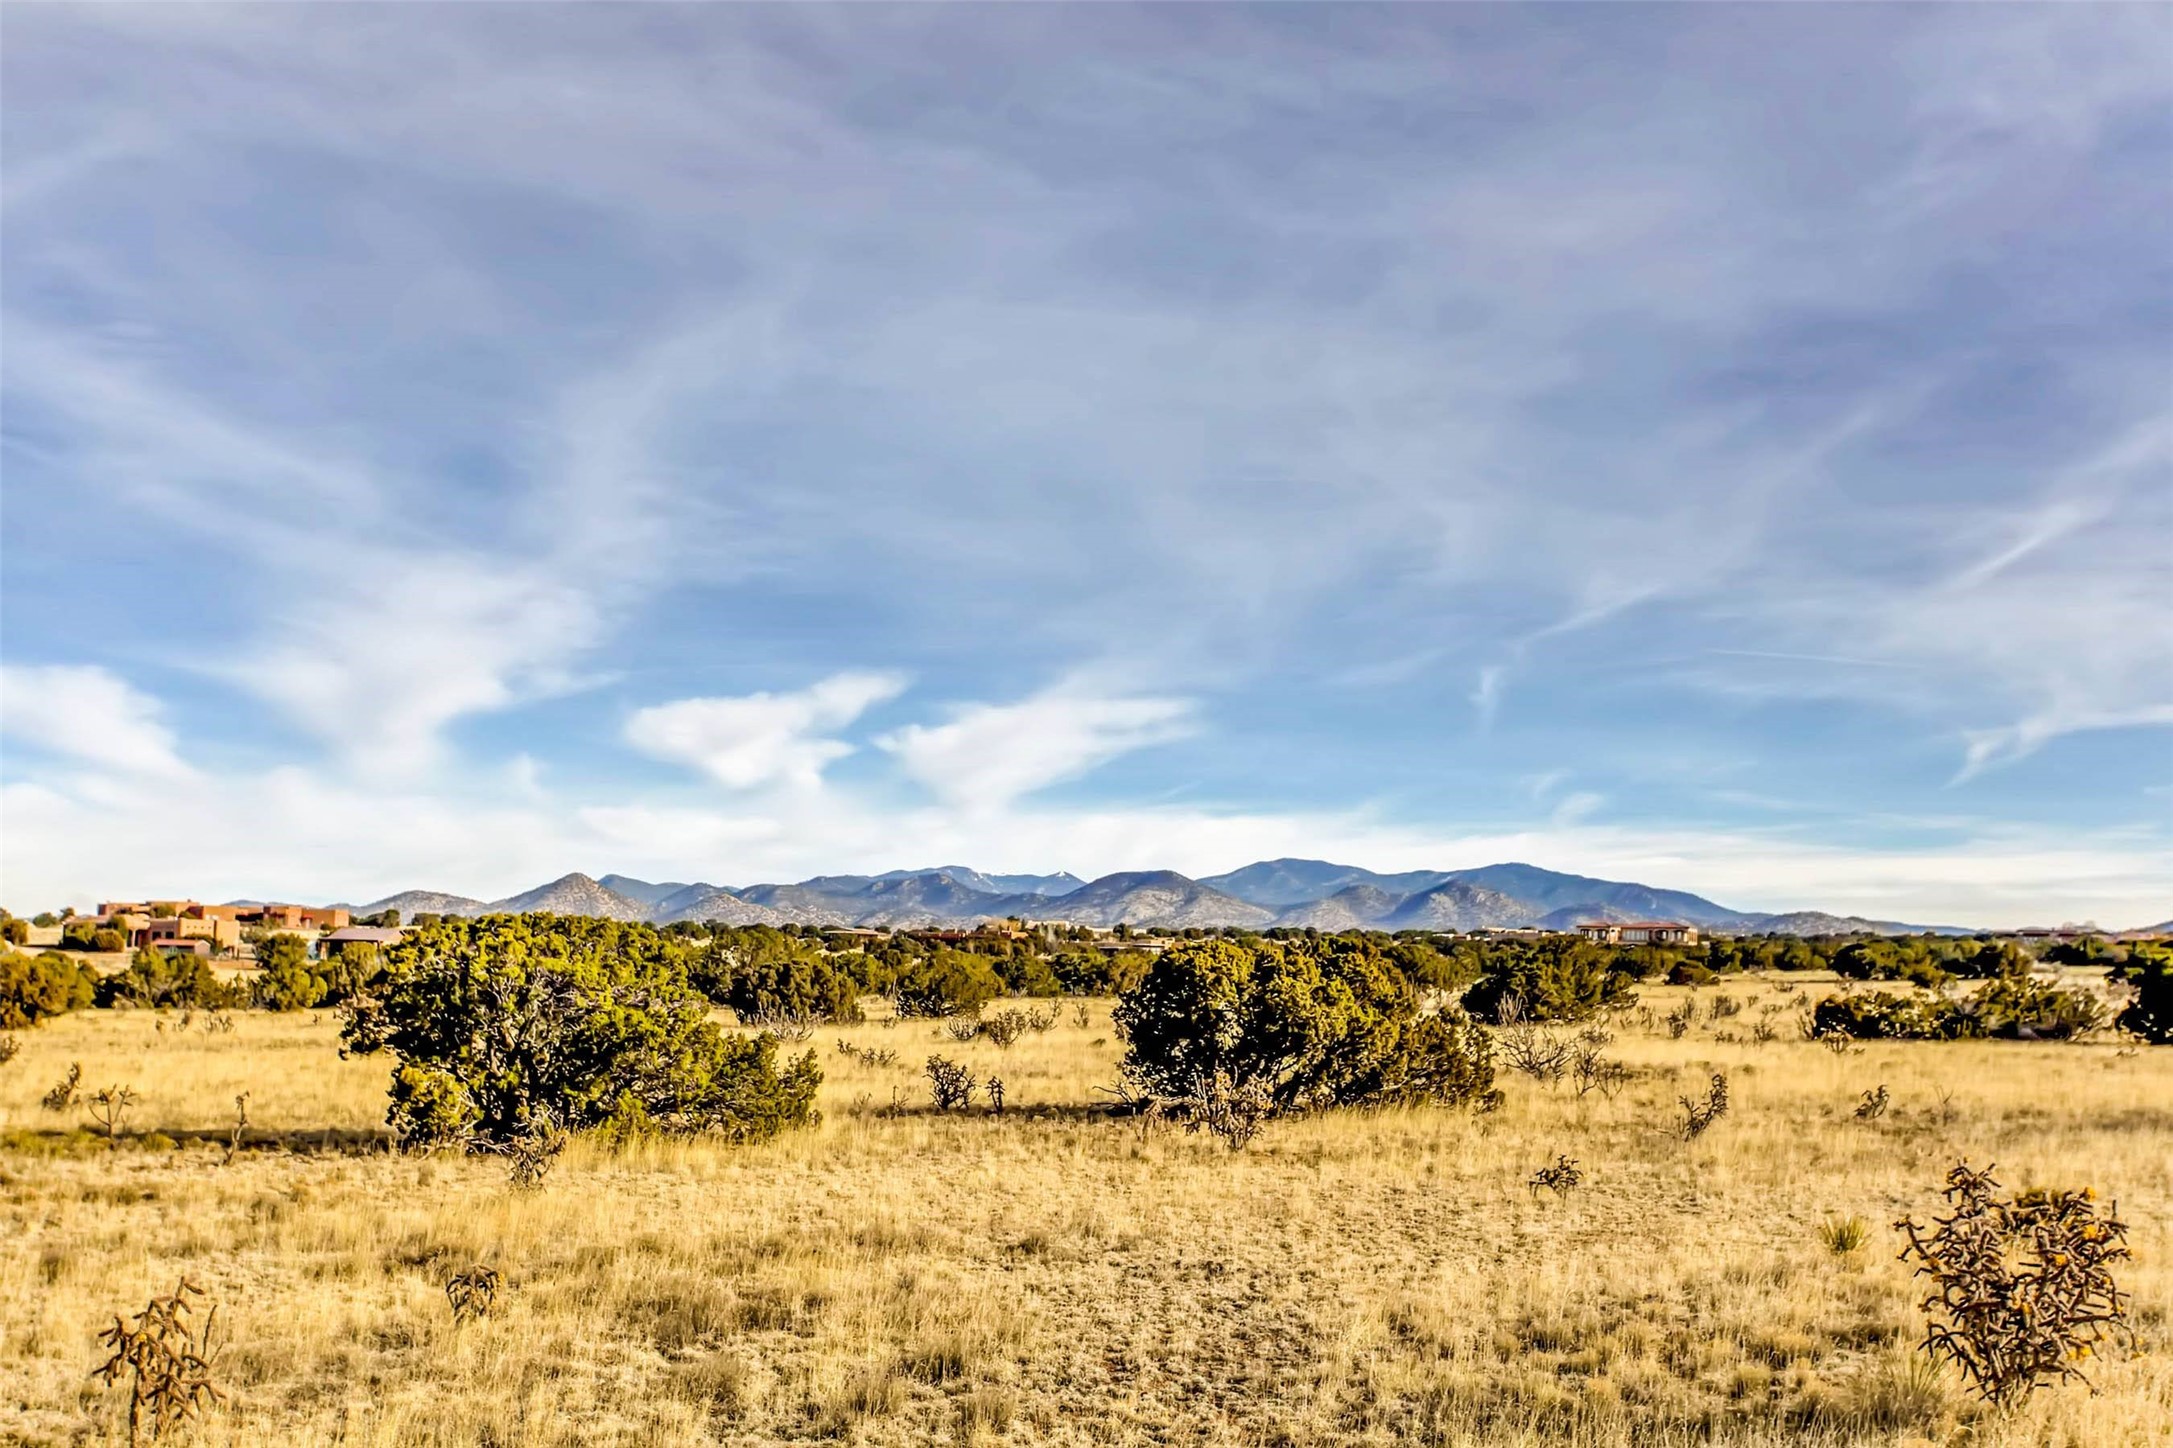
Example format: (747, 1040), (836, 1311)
(1577, 921), (1701, 946)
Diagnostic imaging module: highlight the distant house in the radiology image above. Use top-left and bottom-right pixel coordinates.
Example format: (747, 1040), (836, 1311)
(94, 901), (242, 953)
(319, 925), (404, 956)
(1577, 921), (1700, 946)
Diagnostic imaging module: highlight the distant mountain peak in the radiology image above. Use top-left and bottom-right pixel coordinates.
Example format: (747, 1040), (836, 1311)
(341, 859), (1954, 935)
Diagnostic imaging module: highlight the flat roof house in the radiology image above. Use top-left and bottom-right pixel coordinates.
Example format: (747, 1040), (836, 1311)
(1577, 921), (1701, 946)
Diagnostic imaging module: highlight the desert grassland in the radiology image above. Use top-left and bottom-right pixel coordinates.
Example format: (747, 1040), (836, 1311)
(2, 979), (2167, 1448)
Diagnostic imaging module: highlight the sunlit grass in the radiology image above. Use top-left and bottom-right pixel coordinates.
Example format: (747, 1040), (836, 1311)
(2, 978), (2166, 1445)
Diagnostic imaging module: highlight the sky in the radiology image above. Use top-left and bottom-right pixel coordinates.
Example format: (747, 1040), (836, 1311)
(2, 4), (2169, 927)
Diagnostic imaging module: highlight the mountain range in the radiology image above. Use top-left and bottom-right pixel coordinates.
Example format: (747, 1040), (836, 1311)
(350, 858), (1972, 936)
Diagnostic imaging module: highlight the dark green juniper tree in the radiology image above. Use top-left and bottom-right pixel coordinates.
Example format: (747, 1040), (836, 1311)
(343, 915), (821, 1148)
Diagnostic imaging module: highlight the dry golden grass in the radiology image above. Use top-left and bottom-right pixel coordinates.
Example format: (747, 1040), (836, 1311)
(2, 979), (2167, 1446)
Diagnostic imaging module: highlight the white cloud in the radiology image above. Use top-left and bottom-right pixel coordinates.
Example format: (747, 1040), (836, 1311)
(625, 671), (906, 790)
(878, 682), (1196, 812)
(231, 555), (606, 778)
(0, 664), (192, 779)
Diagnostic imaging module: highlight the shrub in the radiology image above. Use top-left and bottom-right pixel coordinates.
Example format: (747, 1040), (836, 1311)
(1114, 936), (1498, 1115)
(90, 927), (127, 953)
(992, 952), (1063, 998)
(1814, 980), (2104, 1042)
(1968, 976), (2103, 1040)
(1050, 949), (1150, 997)
(894, 949), (1003, 1019)
(2115, 946), (2173, 1044)
(695, 928), (863, 1024)
(1832, 940), (1902, 980)
(1380, 939), (1480, 993)
(1493, 1007), (1574, 1083)
(1, 948), (97, 1028)
(1812, 991), (1970, 1041)
(1667, 961), (1717, 987)
(343, 915), (821, 1149)
(1, 917), (27, 946)
(97, 950), (237, 1011)
(1895, 1161), (2130, 1405)
(731, 946), (861, 1025)
(251, 934), (327, 1012)
(1818, 1215), (1869, 1254)
(978, 1008), (1033, 1048)
(1463, 939), (1636, 1024)
(1949, 940), (2032, 980)
(925, 1055), (976, 1110)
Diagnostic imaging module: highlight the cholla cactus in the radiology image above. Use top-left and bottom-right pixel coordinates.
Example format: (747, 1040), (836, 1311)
(1678, 1073), (1728, 1139)
(1528, 1154), (1582, 1197)
(1895, 1161), (2130, 1405)
(446, 1264), (501, 1323)
(91, 1280), (225, 1446)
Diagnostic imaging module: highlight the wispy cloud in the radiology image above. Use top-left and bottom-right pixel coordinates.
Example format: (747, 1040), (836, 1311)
(626, 672), (907, 791)
(879, 681), (1197, 813)
(0, 665), (192, 780)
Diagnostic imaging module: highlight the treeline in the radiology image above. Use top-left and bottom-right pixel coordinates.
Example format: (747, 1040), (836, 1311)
(8, 916), (2171, 1173)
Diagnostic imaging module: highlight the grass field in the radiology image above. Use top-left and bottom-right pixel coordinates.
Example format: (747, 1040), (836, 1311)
(3, 977), (2166, 1447)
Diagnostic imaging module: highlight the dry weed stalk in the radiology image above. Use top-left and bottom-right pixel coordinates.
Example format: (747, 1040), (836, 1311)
(1855, 1084), (1891, 1121)
(223, 1093), (250, 1166)
(91, 1279), (225, 1447)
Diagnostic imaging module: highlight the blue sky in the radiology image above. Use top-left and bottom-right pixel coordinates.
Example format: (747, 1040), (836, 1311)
(2, 4), (2168, 925)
